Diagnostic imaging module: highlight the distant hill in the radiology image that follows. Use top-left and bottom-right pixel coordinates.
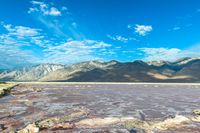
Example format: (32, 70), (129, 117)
(1, 57), (200, 82)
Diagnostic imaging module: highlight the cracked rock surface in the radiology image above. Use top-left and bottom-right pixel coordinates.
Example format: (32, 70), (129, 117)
(0, 83), (200, 132)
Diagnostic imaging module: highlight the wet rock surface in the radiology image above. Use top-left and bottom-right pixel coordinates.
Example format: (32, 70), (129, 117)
(0, 83), (200, 132)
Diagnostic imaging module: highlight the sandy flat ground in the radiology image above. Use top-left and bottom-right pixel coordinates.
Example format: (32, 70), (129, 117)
(0, 83), (200, 132)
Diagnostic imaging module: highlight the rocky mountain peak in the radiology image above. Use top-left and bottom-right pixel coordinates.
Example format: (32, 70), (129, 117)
(147, 60), (169, 66)
(1, 57), (200, 82)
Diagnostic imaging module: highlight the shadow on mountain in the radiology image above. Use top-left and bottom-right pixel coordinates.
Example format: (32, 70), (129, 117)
(1, 57), (200, 82)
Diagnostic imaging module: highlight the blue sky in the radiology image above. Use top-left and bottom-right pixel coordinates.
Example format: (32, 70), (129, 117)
(1, 0), (200, 69)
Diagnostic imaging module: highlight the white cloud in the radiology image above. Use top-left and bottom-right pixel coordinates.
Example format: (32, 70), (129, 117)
(0, 22), (52, 69)
(0, 26), (42, 69)
(168, 26), (181, 31)
(127, 24), (132, 29)
(28, 7), (39, 13)
(0, 22), (114, 68)
(61, 6), (68, 11)
(0, 22), (51, 48)
(48, 7), (61, 16)
(134, 24), (153, 36)
(172, 26), (181, 31)
(139, 48), (181, 61)
(0, 44), (39, 69)
(28, 1), (83, 40)
(3, 24), (40, 37)
(28, 1), (62, 16)
(139, 45), (200, 61)
(28, 2), (80, 39)
(107, 35), (136, 43)
(44, 39), (112, 64)
(107, 35), (128, 43)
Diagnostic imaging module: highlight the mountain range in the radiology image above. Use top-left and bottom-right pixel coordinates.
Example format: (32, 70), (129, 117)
(1, 57), (200, 82)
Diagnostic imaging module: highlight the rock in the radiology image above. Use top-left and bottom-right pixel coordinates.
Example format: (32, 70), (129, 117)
(0, 124), (6, 131)
(17, 111), (87, 133)
(0, 90), (4, 97)
(193, 109), (200, 115)
(129, 128), (146, 133)
(12, 114), (200, 132)
(51, 123), (75, 130)
(24, 100), (33, 106)
(35, 117), (59, 129)
(35, 110), (88, 129)
(76, 117), (121, 128)
(124, 119), (150, 131)
(59, 110), (88, 122)
(130, 129), (137, 133)
(124, 115), (193, 132)
(76, 116), (149, 130)
(0, 83), (17, 97)
(17, 124), (39, 133)
(152, 115), (190, 131)
(33, 88), (42, 92)
(191, 116), (200, 122)
(0, 88), (9, 97)
(136, 110), (146, 121)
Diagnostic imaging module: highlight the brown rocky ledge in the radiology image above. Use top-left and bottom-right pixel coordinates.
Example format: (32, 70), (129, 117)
(15, 110), (200, 133)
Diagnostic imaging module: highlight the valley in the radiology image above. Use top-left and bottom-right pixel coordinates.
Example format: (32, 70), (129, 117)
(0, 83), (200, 132)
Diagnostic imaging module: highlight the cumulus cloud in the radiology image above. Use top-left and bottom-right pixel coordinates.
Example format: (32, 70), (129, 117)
(128, 24), (152, 36)
(48, 7), (61, 16)
(28, 1), (62, 16)
(139, 45), (200, 61)
(134, 24), (153, 36)
(0, 22), (50, 47)
(0, 22), (51, 68)
(3, 23), (40, 37)
(0, 22), (114, 68)
(27, 1), (80, 39)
